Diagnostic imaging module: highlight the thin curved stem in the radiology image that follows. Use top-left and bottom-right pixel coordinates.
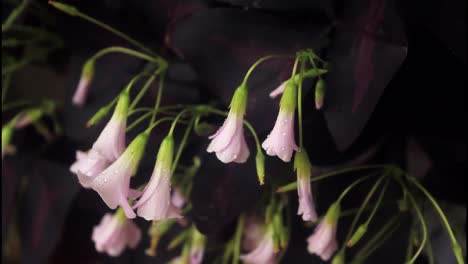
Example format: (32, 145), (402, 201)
(2, 0), (30, 32)
(171, 117), (195, 174)
(406, 192), (428, 264)
(364, 176), (391, 226)
(129, 68), (161, 111)
(232, 214), (245, 264)
(168, 109), (192, 136)
(243, 120), (262, 152)
(297, 57), (306, 148)
(337, 172), (379, 203)
(90, 46), (162, 64)
(241, 54), (295, 86)
(149, 71), (165, 124)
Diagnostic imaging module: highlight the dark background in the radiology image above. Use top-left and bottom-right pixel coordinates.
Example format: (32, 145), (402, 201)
(1, 0), (465, 263)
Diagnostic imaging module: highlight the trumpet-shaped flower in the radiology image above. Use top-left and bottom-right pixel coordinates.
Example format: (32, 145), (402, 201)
(307, 202), (340, 261)
(70, 92), (129, 187)
(294, 151), (317, 222)
(77, 131), (149, 219)
(92, 210), (141, 257)
(262, 81), (298, 162)
(207, 85), (250, 163)
(133, 136), (181, 221)
(240, 229), (276, 264)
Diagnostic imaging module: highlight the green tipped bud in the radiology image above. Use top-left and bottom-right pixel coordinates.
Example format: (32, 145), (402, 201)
(114, 207), (128, 224)
(49, 1), (79, 16)
(123, 131), (150, 175)
(293, 151), (311, 179)
(2, 123), (14, 156)
(331, 250), (345, 264)
(347, 224), (367, 247)
(279, 80), (297, 113)
(315, 79), (326, 110)
(192, 227), (206, 248)
(86, 106), (110, 127)
(17, 109), (43, 127)
(81, 59), (95, 81)
(156, 135), (174, 171)
(325, 202), (341, 224)
(114, 91), (130, 118)
(229, 85), (248, 115)
(255, 151), (265, 185)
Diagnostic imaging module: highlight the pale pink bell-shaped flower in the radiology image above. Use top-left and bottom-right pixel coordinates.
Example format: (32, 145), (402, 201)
(77, 132), (149, 219)
(240, 231), (276, 264)
(307, 202), (340, 261)
(297, 176), (317, 222)
(72, 77), (91, 106)
(70, 92), (128, 187)
(269, 81), (287, 98)
(92, 212), (141, 257)
(207, 111), (250, 163)
(261, 110), (298, 162)
(133, 136), (181, 221)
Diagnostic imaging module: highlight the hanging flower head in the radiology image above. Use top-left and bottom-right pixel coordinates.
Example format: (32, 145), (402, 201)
(70, 91), (129, 187)
(92, 209), (141, 257)
(207, 85), (250, 163)
(240, 225), (276, 264)
(72, 60), (95, 106)
(307, 202), (341, 261)
(294, 151), (317, 222)
(133, 135), (181, 221)
(262, 80), (299, 162)
(77, 130), (149, 219)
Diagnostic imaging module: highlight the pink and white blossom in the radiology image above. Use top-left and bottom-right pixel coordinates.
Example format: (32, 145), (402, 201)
(240, 231), (276, 264)
(261, 110), (298, 162)
(269, 81), (287, 98)
(207, 111), (249, 163)
(297, 176), (317, 222)
(307, 221), (338, 261)
(72, 77), (91, 106)
(92, 212), (141, 257)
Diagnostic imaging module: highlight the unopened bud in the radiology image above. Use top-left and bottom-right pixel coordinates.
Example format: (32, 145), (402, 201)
(315, 79), (325, 110)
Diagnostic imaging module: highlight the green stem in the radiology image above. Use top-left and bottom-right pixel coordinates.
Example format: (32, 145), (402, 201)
(308, 53), (323, 80)
(2, 100), (31, 112)
(90, 46), (162, 64)
(143, 117), (175, 134)
(406, 175), (464, 264)
(243, 119), (262, 153)
(129, 69), (161, 111)
(344, 174), (387, 244)
(276, 164), (391, 193)
(406, 192), (428, 264)
(2, 73), (12, 106)
(171, 117), (195, 174)
(74, 11), (160, 59)
(405, 224), (415, 263)
(297, 57), (306, 148)
(337, 172), (379, 203)
(2, 0), (30, 32)
(126, 111), (153, 132)
(232, 214), (245, 264)
(168, 109), (192, 137)
(149, 71), (165, 124)
(364, 176), (391, 226)
(241, 54), (295, 86)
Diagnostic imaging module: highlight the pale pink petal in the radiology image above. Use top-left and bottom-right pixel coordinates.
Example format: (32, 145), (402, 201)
(171, 188), (186, 209)
(297, 176), (317, 222)
(319, 239), (338, 261)
(14, 116), (32, 128)
(269, 81), (287, 98)
(210, 115), (250, 163)
(262, 110), (298, 162)
(190, 248), (204, 264)
(240, 234), (276, 264)
(72, 77), (90, 107)
(93, 114), (126, 162)
(307, 221), (338, 260)
(207, 112), (240, 153)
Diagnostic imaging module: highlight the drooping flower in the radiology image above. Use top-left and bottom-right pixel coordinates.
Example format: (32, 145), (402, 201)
(77, 131), (149, 219)
(240, 228), (276, 264)
(207, 85), (250, 163)
(72, 60), (95, 106)
(294, 151), (317, 222)
(133, 135), (181, 221)
(70, 91), (129, 187)
(315, 78), (326, 110)
(262, 81), (298, 162)
(307, 202), (341, 261)
(92, 209), (141, 257)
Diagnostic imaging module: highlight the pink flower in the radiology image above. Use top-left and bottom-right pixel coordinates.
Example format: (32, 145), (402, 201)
(242, 216), (265, 251)
(269, 81), (287, 98)
(77, 132), (149, 219)
(171, 188), (187, 209)
(70, 92), (129, 186)
(297, 176), (317, 222)
(307, 202), (340, 261)
(133, 136), (181, 221)
(72, 60), (94, 107)
(261, 110), (298, 162)
(190, 247), (204, 264)
(207, 111), (250, 163)
(92, 212), (141, 257)
(240, 231), (276, 264)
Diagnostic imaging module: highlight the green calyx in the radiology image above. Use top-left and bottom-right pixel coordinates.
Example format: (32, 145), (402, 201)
(87, 106), (110, 127)
(156, 135), (174, 172)
(122, 131), (149, 175)
(325, 202), (341, 225)
(2, 123), (14, 152)
(279, 80), (297, 113)
(294, 151), (311, 180)
(81, 59), (95, 80)
(114, 207), (128, 224)
(332, 250), (345, 264)
(347, 224), (368, 247)
(113, 91), (130, 120)
(229, 85), (248, 115)
(292, 68), (328, 83)
(192, 227), (206, 249)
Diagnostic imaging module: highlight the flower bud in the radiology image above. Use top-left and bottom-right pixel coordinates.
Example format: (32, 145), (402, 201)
(315, 79), (326, 110)
(346, 224), (367, 247)
(49, 1), (79, 16)
(255, 151), (265, 185)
